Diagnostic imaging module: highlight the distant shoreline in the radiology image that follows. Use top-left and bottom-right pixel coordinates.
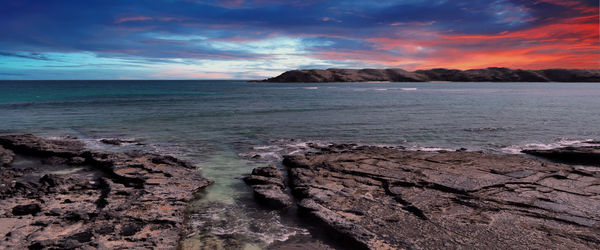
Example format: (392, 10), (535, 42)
(254, 67), (600, 83)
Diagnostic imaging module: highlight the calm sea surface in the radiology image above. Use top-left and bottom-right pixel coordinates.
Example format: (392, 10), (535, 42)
(1, 80), (599, 248)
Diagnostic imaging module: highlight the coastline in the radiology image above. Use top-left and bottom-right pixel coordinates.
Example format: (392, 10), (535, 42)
(3, 0), (599, 248)
(1, 134), (599, 249)
(256, 68), (600, 83)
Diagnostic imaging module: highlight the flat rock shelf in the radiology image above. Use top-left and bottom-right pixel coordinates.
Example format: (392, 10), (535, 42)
(247, 144), (600, 249)
(0, 134), (213, 249)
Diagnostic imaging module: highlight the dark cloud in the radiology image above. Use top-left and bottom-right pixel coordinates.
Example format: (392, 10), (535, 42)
(0, 51), (50, 60)
(0, 0), (597, 79)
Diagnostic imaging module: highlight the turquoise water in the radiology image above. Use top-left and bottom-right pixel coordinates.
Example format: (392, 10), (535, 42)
(1, 80), (600, 248)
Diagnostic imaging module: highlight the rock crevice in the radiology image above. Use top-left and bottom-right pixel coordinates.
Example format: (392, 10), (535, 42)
(248, 145), (600, 249)
(0, 134), (213, 249)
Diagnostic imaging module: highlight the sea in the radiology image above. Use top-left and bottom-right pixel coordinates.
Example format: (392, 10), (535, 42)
(1, 80), (599, 248)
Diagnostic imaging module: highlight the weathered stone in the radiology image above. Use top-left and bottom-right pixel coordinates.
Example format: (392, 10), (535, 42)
(0, 134), (213, 249)
(100, 138), (145, 146)
(523, 146), (600, 166)
(12, 204), (41, 216)
(0, 145), (14, 166)
(244, 164), (292, 209)
(281, 146), (600, 249)
(253, 185), (293, 209)
(0, 134), (85, 158)
(252, 165), (284, 178)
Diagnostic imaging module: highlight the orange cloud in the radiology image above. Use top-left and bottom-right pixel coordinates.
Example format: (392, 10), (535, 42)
(323, 13), (599, 70)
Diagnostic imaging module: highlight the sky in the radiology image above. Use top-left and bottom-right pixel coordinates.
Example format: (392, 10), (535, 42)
(0, 0), (598, 80)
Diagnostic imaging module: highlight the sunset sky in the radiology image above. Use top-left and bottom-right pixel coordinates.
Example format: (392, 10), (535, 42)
(1, 0), (598, 79)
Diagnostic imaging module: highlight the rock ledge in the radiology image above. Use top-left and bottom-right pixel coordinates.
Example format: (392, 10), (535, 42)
(0, 134), (212, 249)
(248, 145), (600, 249)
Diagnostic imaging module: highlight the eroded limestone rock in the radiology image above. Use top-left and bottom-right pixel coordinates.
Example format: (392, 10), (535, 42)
(0, 134), (213, 249)
(276, 146), (600, 249)
(243, 165), (293, 209)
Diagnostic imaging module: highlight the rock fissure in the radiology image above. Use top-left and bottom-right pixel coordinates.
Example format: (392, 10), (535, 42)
(247, 145), (600, 249)
(0, 134), (213, 249)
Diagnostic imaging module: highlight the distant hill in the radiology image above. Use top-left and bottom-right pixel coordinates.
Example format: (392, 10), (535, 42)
(256, 68), (600, 82)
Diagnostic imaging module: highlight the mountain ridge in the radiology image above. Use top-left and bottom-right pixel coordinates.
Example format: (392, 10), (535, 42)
(256, 67), (600, 82)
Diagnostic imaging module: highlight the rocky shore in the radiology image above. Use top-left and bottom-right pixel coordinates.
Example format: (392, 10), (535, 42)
(243, 164), (293, 209)
(0, 134), (212, 249)
(523, 146), (600, 166)
(257, 68), (600, 82)
(246, 144), (600, 249)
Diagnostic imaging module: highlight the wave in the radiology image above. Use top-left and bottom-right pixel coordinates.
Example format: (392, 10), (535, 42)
(406, 146), (457, 152)
(241, 137), (600, 161)
(463, 126), (512, 132)
(239, 139), (328, 161)
(240, 138), (466, 163)
(499, 139), (597, 154)
(187, 201), (309, 247)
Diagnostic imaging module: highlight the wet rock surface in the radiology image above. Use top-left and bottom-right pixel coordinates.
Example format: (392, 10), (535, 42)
(0, 145), (14, 166)
(523, 146), (600, 166)
(99, 138), (144, 146)
(248, 145), (600, 249)
(0, 134), (213, 249)
(244, 165), (293, 209)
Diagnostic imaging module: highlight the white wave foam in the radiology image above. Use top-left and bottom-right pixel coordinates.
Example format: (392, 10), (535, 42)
(400, 88), (418, 91)
(240, 139), (325, 161)
(80, 138), (106, 150)
(190, 203), (309, 246)
(252, 145), (280, 150)
(408, 146), (456, 152)
(374, 88), (388, 91)
(303, 87), (318, 90)
(500, 139), (596, 154)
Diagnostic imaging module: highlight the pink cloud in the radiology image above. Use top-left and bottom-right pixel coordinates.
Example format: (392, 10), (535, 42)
(115, 16), (153, 24)
(321, 17), (342, 23)
(534, 0), (580, 7)
(315, 13), (599, 71)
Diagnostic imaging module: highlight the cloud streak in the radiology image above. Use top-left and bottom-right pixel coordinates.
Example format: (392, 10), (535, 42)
(0, 0), (597, 79)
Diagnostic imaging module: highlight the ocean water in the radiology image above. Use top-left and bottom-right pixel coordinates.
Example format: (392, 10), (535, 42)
(1, 80), (599, 248)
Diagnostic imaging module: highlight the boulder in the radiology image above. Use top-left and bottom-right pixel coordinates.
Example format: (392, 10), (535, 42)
(253, 185), (294, 209)
(523, 146), (600, 166)
(0, 145), (14, 166)
(99, 138), (143, 146)
(244, 165), (293, 209)
(12, 204), (41, 216)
